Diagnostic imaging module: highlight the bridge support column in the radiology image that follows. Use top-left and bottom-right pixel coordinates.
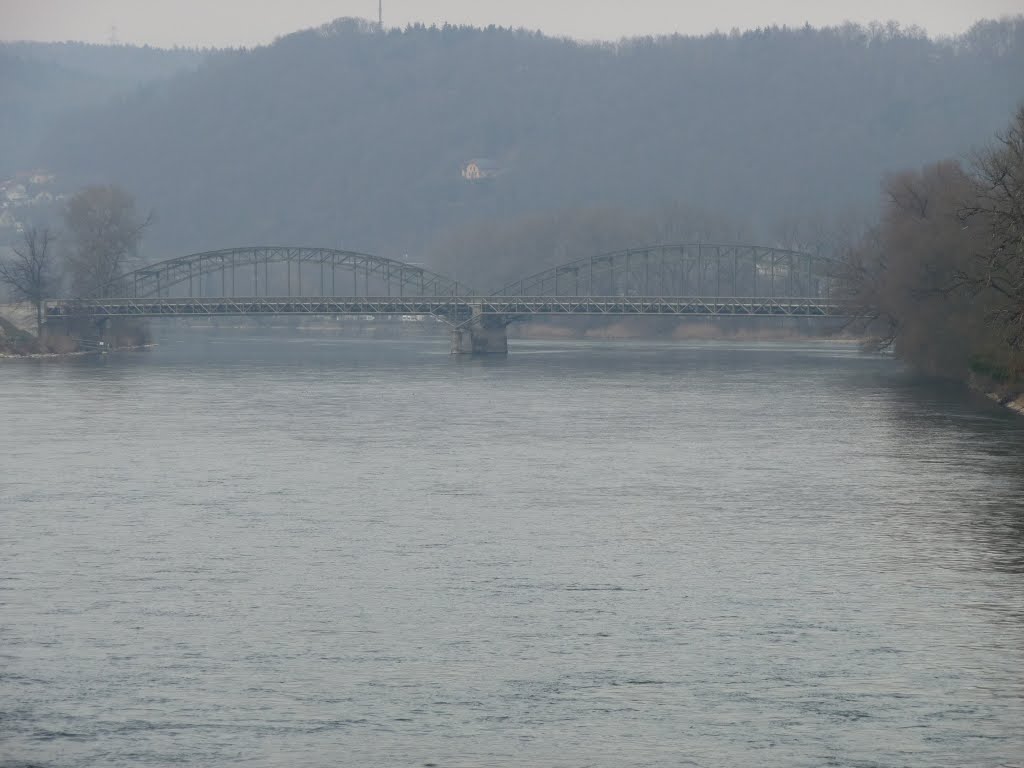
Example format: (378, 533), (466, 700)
(97, 318), (115, 351)
(450, 308), (508, 355)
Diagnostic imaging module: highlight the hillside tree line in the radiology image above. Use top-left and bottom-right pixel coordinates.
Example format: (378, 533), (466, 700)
(24, 17), (1023, 286)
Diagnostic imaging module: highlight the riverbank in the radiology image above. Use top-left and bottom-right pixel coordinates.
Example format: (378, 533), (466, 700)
(978, 384), (1024, 416)
(1, 313), (158, 359)
(986, 392), (1024, 415)
(0, 344), (158, 360)
(0, 341), (159, 359)
(965, 372), (1024, 417)
(0, 314), (44, 356)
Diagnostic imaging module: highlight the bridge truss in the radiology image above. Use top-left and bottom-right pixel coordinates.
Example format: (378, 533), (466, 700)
(49, 243), (846, 322)
(493, 243), (833, 300)
(98, 246), (470, 299)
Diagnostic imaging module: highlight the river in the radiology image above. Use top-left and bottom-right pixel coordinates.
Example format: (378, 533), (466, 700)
(2, 335), (1023, 767)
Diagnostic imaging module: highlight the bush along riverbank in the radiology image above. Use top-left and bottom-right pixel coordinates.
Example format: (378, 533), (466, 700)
(0, 313), (152, 358)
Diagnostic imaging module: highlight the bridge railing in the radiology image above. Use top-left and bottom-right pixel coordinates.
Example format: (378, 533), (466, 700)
(47, 295), (848, 319)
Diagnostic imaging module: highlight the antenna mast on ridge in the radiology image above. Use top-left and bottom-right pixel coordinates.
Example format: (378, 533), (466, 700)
(378, 0), (383, 29)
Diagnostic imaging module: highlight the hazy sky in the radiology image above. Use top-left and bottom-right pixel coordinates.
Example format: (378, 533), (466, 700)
(1, 0), (1020, 47)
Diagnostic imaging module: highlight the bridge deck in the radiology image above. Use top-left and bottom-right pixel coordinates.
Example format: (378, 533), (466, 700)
(47, 296), (845, 319)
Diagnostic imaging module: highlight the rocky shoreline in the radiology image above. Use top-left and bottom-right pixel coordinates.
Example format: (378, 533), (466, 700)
(983, 390), (1024, 416)
(965, 373), (1024, 417)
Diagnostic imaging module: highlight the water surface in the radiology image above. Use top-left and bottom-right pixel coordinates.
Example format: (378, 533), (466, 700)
(2, 336), (1023, 767)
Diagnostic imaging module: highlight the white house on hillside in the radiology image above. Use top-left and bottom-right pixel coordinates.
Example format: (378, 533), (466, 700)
(462, 158), (504, 181)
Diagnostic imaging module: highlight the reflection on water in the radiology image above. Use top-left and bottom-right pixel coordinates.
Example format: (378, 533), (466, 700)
(2, 335), (1023, 767)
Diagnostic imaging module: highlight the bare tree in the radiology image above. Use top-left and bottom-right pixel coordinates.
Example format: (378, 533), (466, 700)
(832, 107), (1024, 381)
(64, 185), (152, 297)
(834, 161), (991, 373)
(0, 226), (58, 338)
(959, 105), (1024, 348)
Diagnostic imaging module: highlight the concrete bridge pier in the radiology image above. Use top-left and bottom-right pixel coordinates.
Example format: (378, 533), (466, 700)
(450, 306), (508, 355)
(97, 317), (116, 351)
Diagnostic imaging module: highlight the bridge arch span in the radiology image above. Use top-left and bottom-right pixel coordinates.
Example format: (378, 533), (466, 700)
(98, 246), (470, 299)
(491, 243), (834, 299)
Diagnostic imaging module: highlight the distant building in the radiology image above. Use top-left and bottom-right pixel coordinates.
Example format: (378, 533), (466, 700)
(462, 158), (503, 181)
(25, 170), (55, 185)
(0, 170), (63, 238)
(2, 183), (28, 203)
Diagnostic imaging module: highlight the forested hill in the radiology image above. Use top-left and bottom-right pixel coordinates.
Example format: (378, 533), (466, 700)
(1, 42), (207, 176)
(33, 17), (1024, 280)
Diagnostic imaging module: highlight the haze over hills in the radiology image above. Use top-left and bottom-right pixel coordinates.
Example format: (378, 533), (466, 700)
(13, 16), (1024, 287)
(0, 41), (207, 176)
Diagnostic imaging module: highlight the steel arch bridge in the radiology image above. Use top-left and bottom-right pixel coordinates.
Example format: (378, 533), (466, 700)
(47, 242), (845, 353)
(493, 243), (834, 300)
(96, 246), (472, 299)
